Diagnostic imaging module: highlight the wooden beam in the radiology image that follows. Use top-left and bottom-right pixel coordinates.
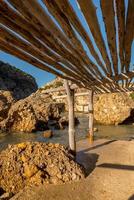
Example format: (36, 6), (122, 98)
(0, 39), (82, 86)
(64, 80), (76, 154)
(3, 1), (97, 83)
(78, 0), (111, 75)
(101, 0), (118, 75)
(88, 90), (94, 144)
(124, 0), (134, 71)
(115, 0), (125, 72)
(56, 0), (107, 74)
(13, 0), (99, 81)
(42, 0), (105, 78)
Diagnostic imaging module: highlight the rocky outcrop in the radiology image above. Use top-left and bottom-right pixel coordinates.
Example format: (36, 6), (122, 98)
(94, 93), (134, 125)
(0, 61), (38, 100)
(0, 142), (85, 194)
(0, 91), (15, 123)
(0, 91), (64, 132)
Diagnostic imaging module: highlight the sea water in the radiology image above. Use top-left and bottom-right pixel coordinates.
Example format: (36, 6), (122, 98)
(0, 116), (134, 151)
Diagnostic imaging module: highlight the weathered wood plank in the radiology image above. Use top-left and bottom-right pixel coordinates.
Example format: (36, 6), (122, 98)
(42, 0), (104, 78)
(7, 0), (97, 81)
(115, 0), (125, 72)
(0, 2), (95, 85)
(0, 39), (64, 77)
(101, 0), (118, 75)
(56, 0), (108, 74)
(18, 0), (99, 79)
(124, 0), (134, 71)
(78, 0), (112, 75)
(0, 0), (133, 94)
(0, 26), (90, 84)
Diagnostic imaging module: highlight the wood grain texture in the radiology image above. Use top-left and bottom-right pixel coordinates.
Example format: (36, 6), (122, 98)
(101, 0), (118, 75)
(78, 0), (112, 75)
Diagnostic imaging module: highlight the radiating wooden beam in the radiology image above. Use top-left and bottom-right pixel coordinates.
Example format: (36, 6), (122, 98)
(78, 0), (112, 75)
(124, 0), (134, 72)
(101, 0), (118, 75)
(56, 0), (108, 74)
(115, 0), (125, 72)
(0, 2), (97, 86)
(0, 39), (82, 85)
(0, 26), (91, 86)
(0, 0), (133, 94)
(42, 0), (105, 78)
(6, 0), (97, 82)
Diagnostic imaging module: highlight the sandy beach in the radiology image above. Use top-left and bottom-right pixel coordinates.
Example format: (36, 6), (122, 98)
(11, 139), (134, 200)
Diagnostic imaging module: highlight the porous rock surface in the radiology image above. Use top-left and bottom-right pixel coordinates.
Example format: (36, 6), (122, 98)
(0, 92), (64, 132)
(94, 93), (134, 125)
(0, 91), (15, 123)
(0, 142), (85, 194)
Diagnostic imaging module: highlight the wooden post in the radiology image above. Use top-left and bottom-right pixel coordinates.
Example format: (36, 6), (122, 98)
(64, 80), (76, 154)
(88, 90), (94, 144)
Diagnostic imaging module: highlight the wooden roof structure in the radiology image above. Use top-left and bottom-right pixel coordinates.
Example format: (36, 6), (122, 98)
(0, 0), (134, 94)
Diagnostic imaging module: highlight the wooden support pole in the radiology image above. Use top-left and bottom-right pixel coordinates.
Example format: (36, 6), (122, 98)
(88, 90), (94, 144)
(64, 80), (76, 155)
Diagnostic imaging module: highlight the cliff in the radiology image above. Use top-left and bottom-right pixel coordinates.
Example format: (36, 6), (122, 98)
(0, 61), (38, 124)
(0, 61), (38, 100)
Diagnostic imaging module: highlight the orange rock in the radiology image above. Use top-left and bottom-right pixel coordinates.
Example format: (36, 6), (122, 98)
(43, 130), (53, 138)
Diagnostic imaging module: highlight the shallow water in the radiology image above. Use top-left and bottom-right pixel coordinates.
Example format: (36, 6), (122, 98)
(0, 116), (134, 151)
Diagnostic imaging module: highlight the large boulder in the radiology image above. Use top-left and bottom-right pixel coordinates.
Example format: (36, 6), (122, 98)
(0, 61), (38, 100)
(0, 142), (85, 194)
(94, 93), (134, 125)
(0, 92), (64, 132)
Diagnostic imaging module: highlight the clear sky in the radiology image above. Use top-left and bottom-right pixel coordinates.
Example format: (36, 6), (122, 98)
(0, 0), (133, 87)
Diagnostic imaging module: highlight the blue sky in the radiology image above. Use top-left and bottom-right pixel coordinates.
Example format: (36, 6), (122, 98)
(0, 0), (133, 87)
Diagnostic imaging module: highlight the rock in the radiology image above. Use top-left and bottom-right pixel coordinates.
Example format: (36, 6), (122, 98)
(0, 91), (15, 123)
(0, 61), (37, 100)
(0, 92), (64, 133)
(94, 93), (134, 125)
(0, 142), (85, 194)
(0, 61), (38, 128)
(43, 130), (53, 138)
(23, 164), (38, 178)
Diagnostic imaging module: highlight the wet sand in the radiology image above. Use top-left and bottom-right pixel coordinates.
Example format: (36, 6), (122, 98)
(12, 139), (134, 200)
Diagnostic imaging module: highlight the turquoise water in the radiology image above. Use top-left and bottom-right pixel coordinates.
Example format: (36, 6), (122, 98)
(0, 116), (134, 151)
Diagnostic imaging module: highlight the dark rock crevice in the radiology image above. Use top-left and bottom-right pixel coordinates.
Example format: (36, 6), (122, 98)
(119, 109), (134, 125)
